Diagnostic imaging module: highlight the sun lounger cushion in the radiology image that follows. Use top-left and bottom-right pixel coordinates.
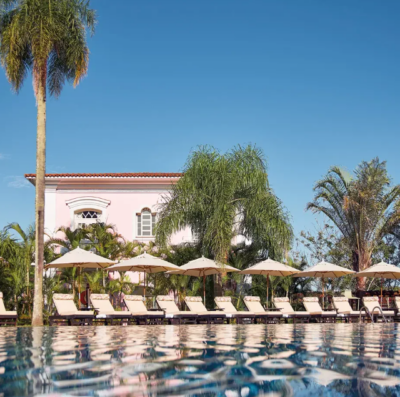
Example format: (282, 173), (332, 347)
(53, 293), (94, 316)
(303, 297), (336, 315)
(395, 297), (400, 312)
(243, 296), (281, 315)
(185, 296), (208, 313)
(214, 297), (254, 315)
(362, 296), (395, 316)
(124, 295), (164, 316)
(184, 297), (226, 316)
(332, 297), (365, 315)
(273, 297), (309, 315)
(0, 292), (17, 316)
(91, 294), (129, 315)
(156, 295), (193, 315)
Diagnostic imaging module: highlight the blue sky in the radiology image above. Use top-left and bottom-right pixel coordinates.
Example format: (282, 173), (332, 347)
(1, 0), (400, 240)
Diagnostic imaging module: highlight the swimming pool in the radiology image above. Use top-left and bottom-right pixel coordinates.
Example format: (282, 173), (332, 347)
(0, 323), (399, 396)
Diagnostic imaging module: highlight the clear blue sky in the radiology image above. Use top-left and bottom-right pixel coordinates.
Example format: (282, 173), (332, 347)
(1, 0), (400, 239)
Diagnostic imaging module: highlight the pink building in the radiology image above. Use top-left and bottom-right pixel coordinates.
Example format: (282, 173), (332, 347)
(25, 172), (195, 244)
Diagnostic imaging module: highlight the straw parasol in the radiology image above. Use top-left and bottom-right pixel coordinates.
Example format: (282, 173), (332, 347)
(107, 252), (181, 296)
(168, 256), (240, 303)
(240, 258), (300, 308)
(45, 247), (115, 306)
(355, 261), (400, 303)
(293, 261), (355, 308)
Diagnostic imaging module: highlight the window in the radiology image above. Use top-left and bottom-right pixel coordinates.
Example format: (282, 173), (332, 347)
(75, 210), (102, 229)
(137, 208), (156, 236)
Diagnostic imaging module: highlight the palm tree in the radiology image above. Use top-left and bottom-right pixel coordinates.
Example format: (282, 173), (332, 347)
(108, 272), (135, 309)
(5, 223), (35, 298)
(48, 227), (89, 251)
(156, 145), (293, 263)
(0, 0), (96, 326)
(307, 158), (400, 290)
(87, 223), (124, 260)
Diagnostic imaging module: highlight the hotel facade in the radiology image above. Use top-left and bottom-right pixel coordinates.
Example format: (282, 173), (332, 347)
(25, 172), (196, 244)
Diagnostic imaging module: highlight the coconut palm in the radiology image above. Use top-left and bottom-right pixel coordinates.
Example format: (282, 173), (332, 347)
(307, 158), (400, 290)
(156, 145), (293, 262)
(0, 0), (96, 325)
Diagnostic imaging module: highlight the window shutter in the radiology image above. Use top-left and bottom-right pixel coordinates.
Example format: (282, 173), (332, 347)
(137, 215), (142, 236)
(152, 214), (156, 235)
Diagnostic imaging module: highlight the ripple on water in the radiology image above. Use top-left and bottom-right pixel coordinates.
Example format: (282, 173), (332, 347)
(0, 323), (399, 396)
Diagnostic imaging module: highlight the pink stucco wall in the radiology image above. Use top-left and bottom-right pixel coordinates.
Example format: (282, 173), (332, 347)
(52, 190), (192, 245)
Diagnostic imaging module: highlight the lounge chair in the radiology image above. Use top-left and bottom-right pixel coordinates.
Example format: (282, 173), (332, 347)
(273, 297), (311, 322)
(303, 297), (337, 322)
(90, 294), (131, 325)
(332, 297), (366, 321)
(362, 296), (394, 321)
(243, 296), (283, 324)
(393, 297), (400, 321)
(156, 295), (198, 324)
(184, 296), (226, 324)
(50, 294), (94, 326)
(124, 295), (165, 325)
(214, 297), (255, 324)
(0, 293), (17, 326)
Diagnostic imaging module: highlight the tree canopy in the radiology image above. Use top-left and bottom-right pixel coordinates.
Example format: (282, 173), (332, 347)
(307, 158), (400, 290)
(156, 145), (293, 262)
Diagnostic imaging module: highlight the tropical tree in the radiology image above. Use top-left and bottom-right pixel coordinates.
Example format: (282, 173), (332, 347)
(5, 223), (35, 297)
(307, 158), (400, 290)
(48, 227), (89, 251)
(87, 223), (124, 260)
(108, 272), (135, 308)
(156, 145), (293, 263)
(0, 0), (96, 325)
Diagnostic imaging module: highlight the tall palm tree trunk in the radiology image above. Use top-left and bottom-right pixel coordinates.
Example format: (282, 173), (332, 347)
(352, 251), (366, 292)
(32, 72), (46, 327)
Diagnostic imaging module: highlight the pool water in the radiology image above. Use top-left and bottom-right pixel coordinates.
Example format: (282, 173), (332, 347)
(0, 323), (400, 396)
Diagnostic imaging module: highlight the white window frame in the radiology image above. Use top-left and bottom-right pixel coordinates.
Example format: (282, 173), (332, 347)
(65, 196), (110, 230)
(74, 210), (102, 229)
(136, 208), (157, 237)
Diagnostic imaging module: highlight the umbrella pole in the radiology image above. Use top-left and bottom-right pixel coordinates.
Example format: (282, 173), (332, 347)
(203, 274), (206, 304)
(381, 277), (383, 306)
(144, 272), (146, 299)
(266, 275), (269, 309)
(322, 277), (324, 310)
(78, 268), (81, 309)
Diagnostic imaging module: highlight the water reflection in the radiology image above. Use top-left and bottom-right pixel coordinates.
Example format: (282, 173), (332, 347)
(0, 324), (399, 396)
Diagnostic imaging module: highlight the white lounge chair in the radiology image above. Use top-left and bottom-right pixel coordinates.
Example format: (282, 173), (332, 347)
(303, 297), (337, 322)
(184, 296), (226, 324)
(0, 292), (17, 326)
(50, 293), (94, 326)
(332, 297), (366, 321)
(362, 296), (394, 321)
(90, 294), (131, 325)
(156, 295), (198, 324)
(214, 296), (255, 324)
(243, 296), (283, 323)
(124, 295), (165, 324)
(273, 297), (311, 322)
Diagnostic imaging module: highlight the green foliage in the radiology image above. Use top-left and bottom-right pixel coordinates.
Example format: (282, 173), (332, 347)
(0, 0), (96, 95)
(307, 158), (400, 290)
(156, 145), (293, 262)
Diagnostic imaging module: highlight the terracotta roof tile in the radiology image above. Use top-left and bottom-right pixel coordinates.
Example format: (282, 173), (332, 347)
(25, 172), (183, 179)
